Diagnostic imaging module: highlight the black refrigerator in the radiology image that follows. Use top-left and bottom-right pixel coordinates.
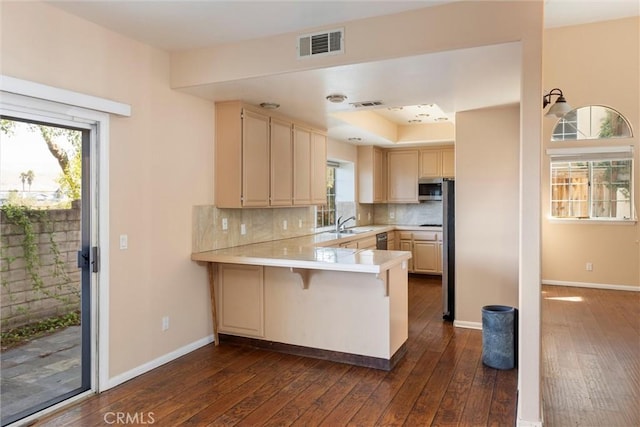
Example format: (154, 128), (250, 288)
(442, 178), (455, 321)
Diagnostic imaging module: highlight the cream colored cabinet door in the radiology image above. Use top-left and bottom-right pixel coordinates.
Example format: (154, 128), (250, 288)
(242, 110), (270, 207)
(374, 148), (386, 202)
(311, 131), (327, 205)
(387, 150), (419, 203)
(270, 118), (293, 206)
(441, 148), (455, 178)
(217, 264), (265, 338)
(400, 240), (413, 272)
(413, 241), (439, 273)
(359, 146), (387, 203)
(419, 149), (441, 178)
(293, 125), (312, 205)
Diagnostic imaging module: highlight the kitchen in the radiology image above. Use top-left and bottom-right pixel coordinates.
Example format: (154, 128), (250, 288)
(191, 100), (457, 368)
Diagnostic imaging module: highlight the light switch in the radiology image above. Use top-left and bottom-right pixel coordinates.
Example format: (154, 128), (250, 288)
(119, 234), (128, 250)
(240, 224), (246, 235)
(222, 218), (228, 230)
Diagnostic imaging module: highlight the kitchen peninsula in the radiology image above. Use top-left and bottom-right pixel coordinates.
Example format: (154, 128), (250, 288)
(191, 230), (411, 370)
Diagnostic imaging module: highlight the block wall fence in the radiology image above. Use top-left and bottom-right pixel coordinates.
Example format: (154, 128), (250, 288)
(1, 202), (81, 329)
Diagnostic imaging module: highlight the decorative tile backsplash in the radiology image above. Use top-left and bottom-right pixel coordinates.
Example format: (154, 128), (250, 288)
(192, 205), (316, 252)
(374, 202), (443, 226)
(192, 201), (442, 252)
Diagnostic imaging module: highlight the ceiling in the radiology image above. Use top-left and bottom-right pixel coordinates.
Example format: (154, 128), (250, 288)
(45, 0), (640, 147)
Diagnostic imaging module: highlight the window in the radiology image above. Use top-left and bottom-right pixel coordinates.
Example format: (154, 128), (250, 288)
(551, 159), (633, 220)
(552, 106), (632, 141)
(316, 164), (336, 228)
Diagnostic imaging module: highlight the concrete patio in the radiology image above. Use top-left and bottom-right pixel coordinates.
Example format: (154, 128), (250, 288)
(0, 326), (81, 422)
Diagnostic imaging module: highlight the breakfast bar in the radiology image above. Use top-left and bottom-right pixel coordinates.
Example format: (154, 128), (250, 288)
(192, 237), (411, 370)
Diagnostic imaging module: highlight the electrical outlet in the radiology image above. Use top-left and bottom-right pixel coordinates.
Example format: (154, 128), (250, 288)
(368, 212), (371, 221)
(358, 213), (361, 221)
(162, 316), (169, 331)
(222, 218), (228, 230)
(389, 211), (395, 219)
(298, 219), (303, 228)
(283, 220), (287, 230)
(586, 262), (593, 271)
(240, 224), (246, 235)
(119, 234), (128, 250)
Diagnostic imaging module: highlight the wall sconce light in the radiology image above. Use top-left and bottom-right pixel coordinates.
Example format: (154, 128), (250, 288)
(543, 88), (572, 117)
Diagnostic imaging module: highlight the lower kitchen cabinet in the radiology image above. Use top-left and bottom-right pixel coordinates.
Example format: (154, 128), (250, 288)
(398, 230), (443, 275)
(217, 264), (265, 338)
(413, 240), (439, 273)
(400, 239), (413, 272)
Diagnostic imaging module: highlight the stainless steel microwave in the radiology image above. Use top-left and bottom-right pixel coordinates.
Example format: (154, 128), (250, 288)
(418, 178), (443, 201)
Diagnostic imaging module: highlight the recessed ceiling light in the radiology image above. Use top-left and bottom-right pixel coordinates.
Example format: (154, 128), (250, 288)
(388, 106), (403, 111)
(348, 137), (362, 142)
(259, 102), (280, 109)
(418, 104), (435, 108)
(326, 94), (347, 103)
(408, 119), (422, 123)
(416, 113), (430, 117)
(435, 117), (449, 121)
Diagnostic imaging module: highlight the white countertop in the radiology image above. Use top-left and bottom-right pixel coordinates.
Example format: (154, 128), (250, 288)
(191, 224), (439, 274)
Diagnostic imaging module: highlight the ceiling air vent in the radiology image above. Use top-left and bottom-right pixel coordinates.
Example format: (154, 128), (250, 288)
(297, 28), (344, 59)
(350, 100), (384, 108)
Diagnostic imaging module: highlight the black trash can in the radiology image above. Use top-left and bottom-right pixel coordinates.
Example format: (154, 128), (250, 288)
(481, 305), (516, 370)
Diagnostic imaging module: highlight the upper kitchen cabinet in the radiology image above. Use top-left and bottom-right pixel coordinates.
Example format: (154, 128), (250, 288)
(419, 147), (455, 178)
(293, 125), (327, 205)
(293, 125), (312, 205)
(311, 131), (327, 204)
(387, 149), (419, 203)
(215, 101), (270, 208)
(215, 101), (325, 208)
(270, 117), (293, 206)
(441, 148), (455, 178)
(358, 145), (386, 204)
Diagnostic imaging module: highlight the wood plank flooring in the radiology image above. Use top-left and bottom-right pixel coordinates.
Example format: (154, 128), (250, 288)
(32, 275), (518, 426)
(542, 285), (640, 427)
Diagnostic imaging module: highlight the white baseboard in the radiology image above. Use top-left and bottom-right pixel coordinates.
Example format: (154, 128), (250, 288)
(517, 418), (543, 427)
(104, 334), (215, 391)
(542, 279), (639, 292)
(453, 320), (482, 330)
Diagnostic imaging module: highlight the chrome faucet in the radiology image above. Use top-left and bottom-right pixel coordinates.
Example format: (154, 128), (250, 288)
(336, 215), (356, 233)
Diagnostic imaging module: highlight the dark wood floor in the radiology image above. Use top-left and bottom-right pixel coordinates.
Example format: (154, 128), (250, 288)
(34, 275), (517, 426)
(542, 285), (640, 427)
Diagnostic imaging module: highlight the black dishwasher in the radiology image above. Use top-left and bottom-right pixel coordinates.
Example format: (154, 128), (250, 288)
(376, 232), (388, 250)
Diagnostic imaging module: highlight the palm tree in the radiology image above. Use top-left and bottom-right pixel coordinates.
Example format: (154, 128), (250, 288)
(26, 170), (35, 192)
(19, 170), (35, 193)
(19, 172), (27, 192)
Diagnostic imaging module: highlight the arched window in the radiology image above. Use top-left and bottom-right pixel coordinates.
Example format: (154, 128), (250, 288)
(551, 105), (633, 141)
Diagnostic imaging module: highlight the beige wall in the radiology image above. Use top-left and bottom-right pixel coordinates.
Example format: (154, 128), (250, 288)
(1, 2), (215, 377)
(455, 105), (521, 323)
(542, 17), (640, 289)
